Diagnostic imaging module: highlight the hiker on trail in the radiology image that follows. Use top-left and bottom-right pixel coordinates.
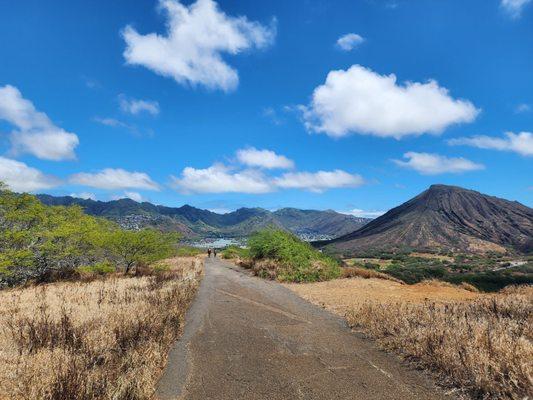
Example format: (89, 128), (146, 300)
(207, 248), (212, 258)
(213, 249), (217, 258)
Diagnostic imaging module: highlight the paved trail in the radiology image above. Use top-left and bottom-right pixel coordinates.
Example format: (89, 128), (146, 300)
(156, 257), (454, 400)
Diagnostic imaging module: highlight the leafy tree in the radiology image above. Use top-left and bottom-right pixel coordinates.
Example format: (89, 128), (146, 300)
(105, 229), (179, 273)
(0, 183), (180, 286)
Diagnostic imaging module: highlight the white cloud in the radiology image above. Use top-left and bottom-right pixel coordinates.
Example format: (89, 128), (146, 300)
(236, 147), (294, 169)
(119, 96), (160, 116)
(501, 0), (531, 17)
(515, 103), (531, 113)
(208, 208), (232, 214)
(0, 157), (60, 192)
(273, 170), (364, 193)
(0, 85), (79, 160)
(341, 208), (386, 218)
(70, 168), (160, 190)
(70, 192), (96, 200)
(122, 0), (276, 92)
(94, 117), (130, 128)
(393, 152), (484, 175)
(112, 191), (144, 202)
(448, 131), (533, 157)
(171, 163), (272, 194)
(336, 33), (365, 51)
(300, 65), (479, 139)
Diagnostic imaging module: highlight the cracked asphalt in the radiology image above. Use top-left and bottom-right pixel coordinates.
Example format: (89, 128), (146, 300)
(156, 257), (455, 400)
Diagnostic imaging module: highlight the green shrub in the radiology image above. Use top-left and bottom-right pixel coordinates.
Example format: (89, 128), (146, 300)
(248, 229), (341, 282)
(77, 261), (116, 275)
(221, 245), (250, 259)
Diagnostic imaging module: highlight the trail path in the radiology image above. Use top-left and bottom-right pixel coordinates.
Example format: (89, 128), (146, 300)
(156, 257), (454, 400)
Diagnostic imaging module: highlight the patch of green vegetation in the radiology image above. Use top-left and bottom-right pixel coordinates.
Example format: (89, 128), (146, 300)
(221, 245), (250, 259)
(0, 183), (180, 287)
(175, 246), (203, 257)
(346, 250), (533, 292)
(77, 261), (116, 275)
(248, 228), (341, 282)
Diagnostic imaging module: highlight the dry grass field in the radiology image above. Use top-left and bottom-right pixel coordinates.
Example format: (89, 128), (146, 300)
(0, 256), (203, 400)
(285, 278), (532, 399)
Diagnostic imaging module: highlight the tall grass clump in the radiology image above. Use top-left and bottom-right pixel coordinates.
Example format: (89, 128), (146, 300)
(0, 257), (202, 400)
(346, 285), (533, 399)
(246, 229), (341, 282)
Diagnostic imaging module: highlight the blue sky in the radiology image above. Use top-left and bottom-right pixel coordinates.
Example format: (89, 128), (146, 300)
(0, 0), (531, 215)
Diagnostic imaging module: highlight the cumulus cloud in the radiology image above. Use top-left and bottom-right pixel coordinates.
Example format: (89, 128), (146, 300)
(515, 103), (531, 113)
(122, 0), (276, 91)
(0, 85), (79, 160)
(0, 157), (60, 192)
(300, 65), (479, 139)
(448, 131), (533, 157)
(112, 191), (144, 202)
(171, 163), (272, 194)
(70, 168), (160, 190)
(393, 152), (484, 175)
(236, 147), (294, 169)
(341, 208), (386, 218)
(336, 33), (365, 51)
(501, 0), (531, 18)
(273, 170), (364, 193)
(119, 95), (160, 116)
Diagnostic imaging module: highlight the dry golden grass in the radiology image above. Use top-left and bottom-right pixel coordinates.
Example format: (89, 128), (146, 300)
(286, 278), (531, 399)
(346, 286), (532, 399)
(341, 266), (404, 284)
(0, 256), (202, 400)
(284, 276), (481, 315)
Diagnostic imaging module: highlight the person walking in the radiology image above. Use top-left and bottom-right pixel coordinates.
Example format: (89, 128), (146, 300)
(213, 248), (217, 258)
(207, 248), (212, 258)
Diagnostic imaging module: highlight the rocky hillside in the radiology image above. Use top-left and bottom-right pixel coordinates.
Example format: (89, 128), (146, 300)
(37, 195), (369, 239)
(323, 185), (533, 255)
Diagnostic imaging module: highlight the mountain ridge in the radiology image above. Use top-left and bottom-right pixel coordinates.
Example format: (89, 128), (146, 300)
(323, 184), (533, 254)
(37, 194), (370, 239)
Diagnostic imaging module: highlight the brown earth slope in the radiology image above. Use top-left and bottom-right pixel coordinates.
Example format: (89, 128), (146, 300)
(324, 184), (533, 255)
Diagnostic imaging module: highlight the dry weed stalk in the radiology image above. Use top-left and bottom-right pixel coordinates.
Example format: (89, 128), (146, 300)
(0, 257), (202, 400)
(347, 285), (533, 399)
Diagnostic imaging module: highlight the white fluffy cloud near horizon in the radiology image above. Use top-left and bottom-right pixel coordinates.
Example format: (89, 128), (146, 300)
(70, 168), (160, 191)
(0, 85), (79, 160)
(393, 152), (485, 175)
(300, 65), (479, 139)
(112, 191), (145, 202)
(336, 33), (365, 51)
(341, 208), (386, 218)
(122, 0), (276, 92)
(0, 156), (60, 192)
(448, 131), (533, 157)
(236, 147), (294, 169)
(171, 161), (364, 194)
(273, 170), (364, 193)
(171, 163), (272, 194)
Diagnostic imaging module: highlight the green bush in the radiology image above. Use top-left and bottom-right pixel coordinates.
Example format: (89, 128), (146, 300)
(248, 229), (341, 282)
(77, 261), (116, 275)
(221, 245), (250, 259)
